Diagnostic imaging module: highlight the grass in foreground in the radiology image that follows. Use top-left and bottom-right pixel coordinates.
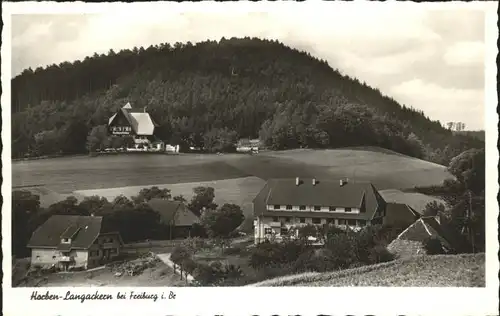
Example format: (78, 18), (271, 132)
(249, 253), (485, 287)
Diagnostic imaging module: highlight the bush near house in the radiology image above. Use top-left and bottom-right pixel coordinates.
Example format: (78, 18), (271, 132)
(423, 237), (445, 255)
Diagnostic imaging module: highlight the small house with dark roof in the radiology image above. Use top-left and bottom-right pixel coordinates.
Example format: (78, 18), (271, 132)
(108, 102), (161, 150)
(27, 215), (123, 270)
(147, 199), (200, 239)
(252, 177), (389, 244)
(387, 216), (464, 258)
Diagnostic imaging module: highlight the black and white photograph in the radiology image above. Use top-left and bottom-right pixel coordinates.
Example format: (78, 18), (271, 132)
(2, 1), (498, 315)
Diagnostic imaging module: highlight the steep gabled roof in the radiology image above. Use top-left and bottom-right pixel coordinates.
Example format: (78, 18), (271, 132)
(384, 203), (421, 228)
(253, 178), (385, 221)
(128, 112), (155, 135)
(27, 215), (103, 250)
(148, 199), (199, 226)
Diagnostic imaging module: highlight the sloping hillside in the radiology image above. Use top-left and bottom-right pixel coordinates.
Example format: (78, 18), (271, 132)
(12, 37), (482, 163)
(249, 253), (485, 287)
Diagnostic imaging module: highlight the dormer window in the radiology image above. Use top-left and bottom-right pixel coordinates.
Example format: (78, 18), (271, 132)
(61, 238), (70, 243)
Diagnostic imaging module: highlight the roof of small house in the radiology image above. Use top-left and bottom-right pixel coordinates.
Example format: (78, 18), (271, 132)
(108, 103), (157, 136)
(384, 203), (421, 228)
(148, 199), (199, 226)
(27, 215), (113, 250)
(393, 216), (462, 252)
(253, 178), (386, 221)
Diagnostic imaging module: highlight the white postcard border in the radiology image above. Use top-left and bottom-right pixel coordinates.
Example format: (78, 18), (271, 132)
(2, 1), (498, 315)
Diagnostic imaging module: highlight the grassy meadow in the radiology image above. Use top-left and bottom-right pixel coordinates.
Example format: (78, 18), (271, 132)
(75, 176), (266, 226)
(12, 148), (453, 217)
(249, 253), (485, 287)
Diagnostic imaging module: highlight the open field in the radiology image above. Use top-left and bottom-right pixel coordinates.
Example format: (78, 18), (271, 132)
(248, 253), (485, 287)
(75, 176), (266, 222)
(263, 148), (452, 189)
(13, 148), (452, 195)
(13, 155), (249, 194)
(11, 185), (86, 208)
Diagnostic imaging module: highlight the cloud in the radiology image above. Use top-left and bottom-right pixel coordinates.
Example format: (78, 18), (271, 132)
(10, 5), (487, 130)
(390, 79), (484, 130)
(444, 41), (485, 66)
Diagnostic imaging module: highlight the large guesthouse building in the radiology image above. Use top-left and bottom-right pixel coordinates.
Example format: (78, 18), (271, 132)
(252, 177), (389, 244)
(108, 102), (161, 150)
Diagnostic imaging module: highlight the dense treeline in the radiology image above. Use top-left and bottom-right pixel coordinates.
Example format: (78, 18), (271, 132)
(414, 148), (485, 253)
(11, 37), (483, 163)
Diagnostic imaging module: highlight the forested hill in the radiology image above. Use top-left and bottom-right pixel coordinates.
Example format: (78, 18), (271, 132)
(11, 37), (483, 163)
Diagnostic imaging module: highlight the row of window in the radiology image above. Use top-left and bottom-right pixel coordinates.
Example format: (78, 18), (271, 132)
(110, 126), (132, 132)
(272, 205), (355, 212)
(271, 216), (365, 226)
(90, 248), (117, 257)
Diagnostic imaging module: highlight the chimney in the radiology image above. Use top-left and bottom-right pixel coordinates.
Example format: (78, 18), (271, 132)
(144, 106), (147, 113)
(312, 178), (317, 186)
(340, 179), (344, 186)
(296, 177), (300, 186)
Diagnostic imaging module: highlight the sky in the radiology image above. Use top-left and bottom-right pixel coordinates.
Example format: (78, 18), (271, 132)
(10, 4), (487, 130)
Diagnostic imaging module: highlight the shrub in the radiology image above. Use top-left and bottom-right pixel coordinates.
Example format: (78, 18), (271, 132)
(224, 247), (242, 255)
(223, 264), (244, 280)
(249, 240), (309, 269)
(170, 246), (192, 265)
(192, 262), (225, 285)
(424, 237), (445, 255)
(280, 240), (309, 263)
(181, 237), (207, 255)
(293, 248), (333, 273)
(249, 242), (283, 269)
(368, 245), (395, 263)
(181, 258), (198, 275)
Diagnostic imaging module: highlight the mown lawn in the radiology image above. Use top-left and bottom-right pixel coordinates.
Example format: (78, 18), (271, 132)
(261, 148), (453, 190)
(249, 253), (485, 287)
(13, 147), (452, 195)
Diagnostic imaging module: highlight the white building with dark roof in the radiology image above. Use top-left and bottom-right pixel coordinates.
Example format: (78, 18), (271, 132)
(107, 103), (161, 150)
(252, 177), (421, 244)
